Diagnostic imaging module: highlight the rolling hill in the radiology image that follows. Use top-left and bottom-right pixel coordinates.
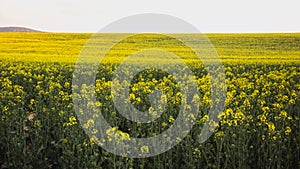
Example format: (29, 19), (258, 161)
(0, 26), (42, 32)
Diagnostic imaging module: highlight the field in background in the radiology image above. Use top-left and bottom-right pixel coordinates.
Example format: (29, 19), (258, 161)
(0, 33), (300, 63)
(0, 33), (299, 169)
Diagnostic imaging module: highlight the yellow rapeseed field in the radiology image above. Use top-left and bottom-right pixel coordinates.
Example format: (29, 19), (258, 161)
(0, 33), (299, 168)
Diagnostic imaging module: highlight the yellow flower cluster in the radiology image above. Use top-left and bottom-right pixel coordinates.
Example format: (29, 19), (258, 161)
(140, 145), (149, 154)
(106, 127), (130, 142)
(63, 116), (77, 127)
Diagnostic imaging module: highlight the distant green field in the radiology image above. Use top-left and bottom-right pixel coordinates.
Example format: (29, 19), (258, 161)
(0, 33), (299, 63)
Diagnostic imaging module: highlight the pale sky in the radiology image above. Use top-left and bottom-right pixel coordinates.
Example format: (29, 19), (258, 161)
(0, 0), (299, 33)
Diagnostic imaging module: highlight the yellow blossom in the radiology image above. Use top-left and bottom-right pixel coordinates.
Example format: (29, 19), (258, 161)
(285, 126), (292, 135)
(140, 146), (149, 154)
